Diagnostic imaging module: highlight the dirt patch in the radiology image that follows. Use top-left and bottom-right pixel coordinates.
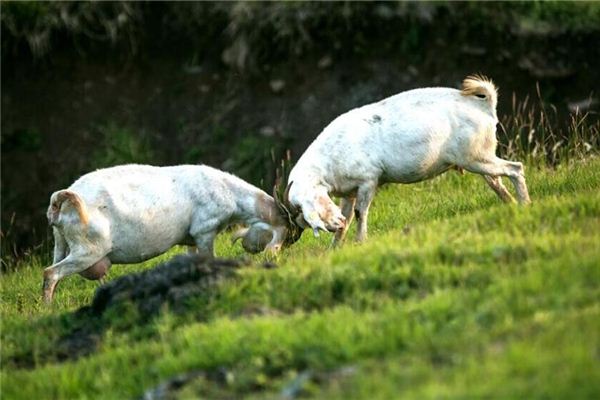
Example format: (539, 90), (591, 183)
(88, 254), (247, 316)
(9, 254), (274, 369)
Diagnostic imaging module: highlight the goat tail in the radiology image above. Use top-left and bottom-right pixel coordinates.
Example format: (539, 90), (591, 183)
(52, 190), (89, 225)
(460, 74), (498, 101)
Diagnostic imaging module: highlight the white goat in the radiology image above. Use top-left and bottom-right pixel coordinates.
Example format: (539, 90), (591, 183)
(43, 164), (301, 302)
(284, 75), (530, 244)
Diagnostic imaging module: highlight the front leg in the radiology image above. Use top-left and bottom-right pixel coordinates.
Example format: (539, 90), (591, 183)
(187, 246), (198, 254)
(332, 197), (356, 247)
(190, 217), (221, 258)
(191, 232), (216, 258)
(355, 182), (377, 242)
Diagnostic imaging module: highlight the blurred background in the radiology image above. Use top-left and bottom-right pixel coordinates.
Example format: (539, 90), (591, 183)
(2, 1), (599, 260)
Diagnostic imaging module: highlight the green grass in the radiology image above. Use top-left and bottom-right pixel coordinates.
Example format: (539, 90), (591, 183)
(2, 158), (600, 399)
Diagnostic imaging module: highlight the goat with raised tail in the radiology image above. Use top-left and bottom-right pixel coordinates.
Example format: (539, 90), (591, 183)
(43, 164), (302, 302)
(281, 75), (531, 245)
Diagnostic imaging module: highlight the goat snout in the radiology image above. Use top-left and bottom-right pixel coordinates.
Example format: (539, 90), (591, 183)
(326, 214), (346, 232)
(266, 243), (282, 253)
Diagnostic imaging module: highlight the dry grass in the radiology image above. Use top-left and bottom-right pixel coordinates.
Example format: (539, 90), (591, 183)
(498, 85), (599, 166)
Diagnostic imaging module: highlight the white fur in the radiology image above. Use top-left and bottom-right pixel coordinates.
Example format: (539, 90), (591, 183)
(43, 164), (288, 301)
(288, 78), (530, 244)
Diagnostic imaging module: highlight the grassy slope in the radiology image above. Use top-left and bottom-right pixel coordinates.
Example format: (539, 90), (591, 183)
(1, 158), (600, 399)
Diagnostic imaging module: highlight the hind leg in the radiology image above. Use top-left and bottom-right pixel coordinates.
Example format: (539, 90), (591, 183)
(505, 161), (531, 204)
(465, 157), (531, 204)
(482, 175), (516, 203)
(355, 182), (377, 242)
(43, 249), (108, 302)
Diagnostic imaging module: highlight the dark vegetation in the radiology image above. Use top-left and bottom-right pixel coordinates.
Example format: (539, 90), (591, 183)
(2, 2), (600, 258)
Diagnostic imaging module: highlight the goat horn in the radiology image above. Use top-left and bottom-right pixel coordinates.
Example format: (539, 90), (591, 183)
(284, 182), (302, 219)
(231, 227), (249, 244)
(273, 182), (293, 218)
(272, 184), (281, 206)
(283, 182), (292, 206)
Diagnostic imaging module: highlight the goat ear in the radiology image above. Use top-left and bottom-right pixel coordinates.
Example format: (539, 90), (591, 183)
(315, 194), (338, 223)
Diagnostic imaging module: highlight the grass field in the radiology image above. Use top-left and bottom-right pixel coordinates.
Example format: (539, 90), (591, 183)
(2, 157), (600, 399)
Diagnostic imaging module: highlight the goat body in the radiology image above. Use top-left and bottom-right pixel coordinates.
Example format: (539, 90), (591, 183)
(44, 164), (288, 301)
(287, 75), (530, 243)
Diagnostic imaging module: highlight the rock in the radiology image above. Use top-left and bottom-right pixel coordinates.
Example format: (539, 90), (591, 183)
(140, 367), (233, 400)
(374, 4), (394, 19)
(518, 55), (575, 79)
(511, 19), (564, 38)
(568, 98), (597, 113)
(460, 45), (486, 56)
(407, 65), (419, 76)
(280, 366), (358, 398)
(270, 79), (286, 93)
(183, 64), (202, 74)
(141, 371), (204, 400)
(317, 55), (333, 69)
(259, 126), (276, 137)
(222, 37), (250, 71)
(281, 371), (313, 398)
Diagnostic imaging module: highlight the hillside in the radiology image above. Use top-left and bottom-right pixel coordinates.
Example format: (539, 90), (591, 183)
(2, 158), (599, 399)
